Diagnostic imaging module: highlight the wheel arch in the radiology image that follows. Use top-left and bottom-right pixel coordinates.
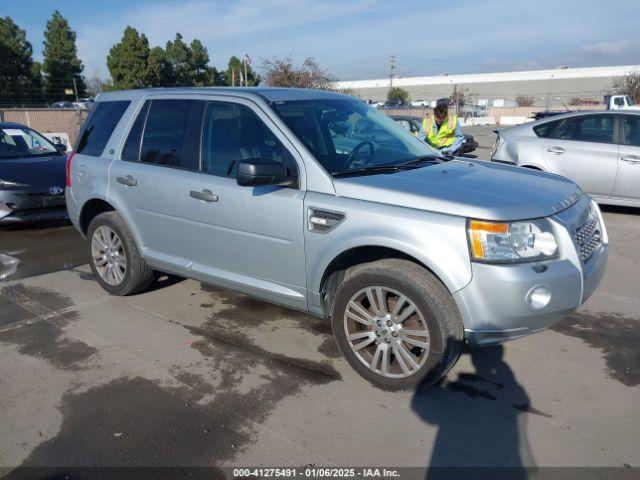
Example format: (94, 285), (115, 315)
(317, 244), (454, 318)
(79, 197), (116, 235)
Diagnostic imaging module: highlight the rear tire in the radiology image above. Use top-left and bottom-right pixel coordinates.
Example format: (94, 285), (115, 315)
(331, 259), (464, 390)
(87, 211), (153, 295)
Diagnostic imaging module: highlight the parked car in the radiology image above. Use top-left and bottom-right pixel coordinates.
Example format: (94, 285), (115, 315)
(50, 101), (76, 109)
(0, 122), (69, 224)
(67, 88), (607, 389)
(390, 115), (479, 155)
(491, 110), (640, 207)
(73, 101), (93, 110)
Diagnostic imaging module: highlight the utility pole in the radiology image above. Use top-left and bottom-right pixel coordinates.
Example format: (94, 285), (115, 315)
(243, 57), (248, 87)
(389, 55), (396, 88)
(72, 78), (79, 102)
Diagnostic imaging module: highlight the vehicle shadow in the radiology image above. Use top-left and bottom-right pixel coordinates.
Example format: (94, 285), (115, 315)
(0, 218), (71, 232)
(412, 345), (535, 479)
(77, 270), (186, 293)
(599, 204), (640, 216)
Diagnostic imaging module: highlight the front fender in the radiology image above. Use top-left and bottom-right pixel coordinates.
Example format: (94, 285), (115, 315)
(304, 192), (472, 311)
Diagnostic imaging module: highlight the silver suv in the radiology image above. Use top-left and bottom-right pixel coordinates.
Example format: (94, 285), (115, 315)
(66, 88), (608, 390)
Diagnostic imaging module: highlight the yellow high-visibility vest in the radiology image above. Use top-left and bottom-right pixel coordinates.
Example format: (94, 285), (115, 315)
(422, 114), (458, 148)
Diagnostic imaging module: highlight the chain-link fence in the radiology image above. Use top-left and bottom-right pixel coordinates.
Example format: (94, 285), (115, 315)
(0, 108), (90, 147)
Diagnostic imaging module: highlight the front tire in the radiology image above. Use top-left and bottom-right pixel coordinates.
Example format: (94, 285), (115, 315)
(331, 259), (464, 390)
(87, 211), (153, 295)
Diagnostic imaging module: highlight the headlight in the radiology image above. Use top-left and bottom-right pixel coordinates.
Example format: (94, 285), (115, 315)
(0, 179), (29, 187)
(468, 218), (559, 263)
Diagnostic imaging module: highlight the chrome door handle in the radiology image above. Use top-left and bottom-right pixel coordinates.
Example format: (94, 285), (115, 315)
(116, 175), (137, 186)
(546, 147), (565, 155)
(621, 155), (640, 165)
(190, 189), (218, 202)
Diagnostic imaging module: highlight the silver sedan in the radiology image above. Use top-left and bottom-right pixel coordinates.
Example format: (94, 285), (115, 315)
(491, 110), (640, 207)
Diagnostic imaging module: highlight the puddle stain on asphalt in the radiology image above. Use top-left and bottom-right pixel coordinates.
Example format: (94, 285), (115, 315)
(436, 366), (552, 418)
(0, 284), (96, 370)
(0, 224), (87, 282)
(513, 404), (554, 418)
(9, 377), (229, 475)
(187, 326), (341, 383)
(200, 283), (341, 359)
(551, 311), (639, 386)
(11, 291), (342, 471)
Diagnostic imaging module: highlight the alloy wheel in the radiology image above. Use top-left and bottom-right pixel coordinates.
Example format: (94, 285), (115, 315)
(91, 226), (127, 286)
(343, 286), (430, 379)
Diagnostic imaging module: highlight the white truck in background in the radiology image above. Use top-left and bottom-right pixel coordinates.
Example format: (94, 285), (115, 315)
(604, 94), (640, 110)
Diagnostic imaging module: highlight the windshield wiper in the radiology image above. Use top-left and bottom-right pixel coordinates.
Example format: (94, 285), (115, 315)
(331, 164), (418, 177)
(331, 155), (445, 178)
(398, 154), (447, 166)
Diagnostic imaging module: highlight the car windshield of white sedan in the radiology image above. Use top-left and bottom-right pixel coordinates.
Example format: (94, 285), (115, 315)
(273, 98), (439, 175)
(0, 128), (58, 159)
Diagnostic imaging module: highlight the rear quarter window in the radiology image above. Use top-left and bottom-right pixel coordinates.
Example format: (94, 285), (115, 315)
(75, 100), (130, 156)
(533, 121), (558, 138)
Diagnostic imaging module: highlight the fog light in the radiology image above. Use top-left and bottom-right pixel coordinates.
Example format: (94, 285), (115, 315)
(526, 285), (551, 310)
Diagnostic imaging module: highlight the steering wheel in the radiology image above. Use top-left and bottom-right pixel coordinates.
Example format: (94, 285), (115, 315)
(346, 140), (375, 169)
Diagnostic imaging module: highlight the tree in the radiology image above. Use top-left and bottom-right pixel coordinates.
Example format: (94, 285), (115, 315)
(107, 27), (152, 89)
(147, 46), (172, 87)
(165, 33), (192, 86)
(42, 11), (86, 101)
(450, 85), (472, 111)
(516, 95), (534, 107)
(85, 71), (113, 97)
(612, 70), (640, 104)
(0, 17), (42, 106)
(260, 56), (329, 89)
(387, 86), (410, 106)
(189, 39), (210, 86)
(226, 55), (260, 86)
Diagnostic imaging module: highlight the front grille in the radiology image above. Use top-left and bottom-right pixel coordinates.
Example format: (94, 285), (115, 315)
(13, 206), (67, 216)
(573, 216), (602, 262)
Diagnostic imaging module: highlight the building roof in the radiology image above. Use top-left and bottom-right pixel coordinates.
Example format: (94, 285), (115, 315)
(333, 65), (640, 90)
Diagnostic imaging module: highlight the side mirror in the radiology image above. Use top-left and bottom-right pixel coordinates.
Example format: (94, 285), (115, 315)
(236, 158), (297, 188)
(55, 143), (67, 153)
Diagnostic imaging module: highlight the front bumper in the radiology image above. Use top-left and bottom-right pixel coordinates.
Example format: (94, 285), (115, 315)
(0, 189), (68, 225)
(454, 196), (608, 346)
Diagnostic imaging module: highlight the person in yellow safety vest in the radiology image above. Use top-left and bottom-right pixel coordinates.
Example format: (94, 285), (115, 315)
(419, 103), (464, 155)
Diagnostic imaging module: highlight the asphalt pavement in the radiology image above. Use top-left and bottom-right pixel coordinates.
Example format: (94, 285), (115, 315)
(0, 131), (638, 478)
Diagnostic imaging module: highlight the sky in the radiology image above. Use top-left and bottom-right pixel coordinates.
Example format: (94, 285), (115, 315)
(2, 0), (640, 81)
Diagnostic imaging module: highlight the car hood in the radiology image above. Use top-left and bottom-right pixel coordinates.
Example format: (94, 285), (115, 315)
(333, 159), (583, 221)
(0, 154), (67, 190)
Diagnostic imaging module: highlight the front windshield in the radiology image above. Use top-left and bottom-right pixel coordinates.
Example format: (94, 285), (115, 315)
(0, 127), (58, 159)
(272, 98), (439, 175)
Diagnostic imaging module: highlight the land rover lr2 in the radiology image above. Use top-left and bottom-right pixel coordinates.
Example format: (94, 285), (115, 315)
(66, 88), (608, 389)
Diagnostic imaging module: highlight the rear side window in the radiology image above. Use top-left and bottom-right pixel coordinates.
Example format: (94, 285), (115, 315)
(533, 121), (558, 138)
(623, 116), (640, 147)
(551, 115), (614, 143)
(75, 101), (130, 156)
(201, 101), (297, 177)
(140, 99), (204, 170)
(122, 101), (150, 162)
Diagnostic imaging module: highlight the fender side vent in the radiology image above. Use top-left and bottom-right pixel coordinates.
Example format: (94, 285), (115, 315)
(308, 208), (345, 233)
